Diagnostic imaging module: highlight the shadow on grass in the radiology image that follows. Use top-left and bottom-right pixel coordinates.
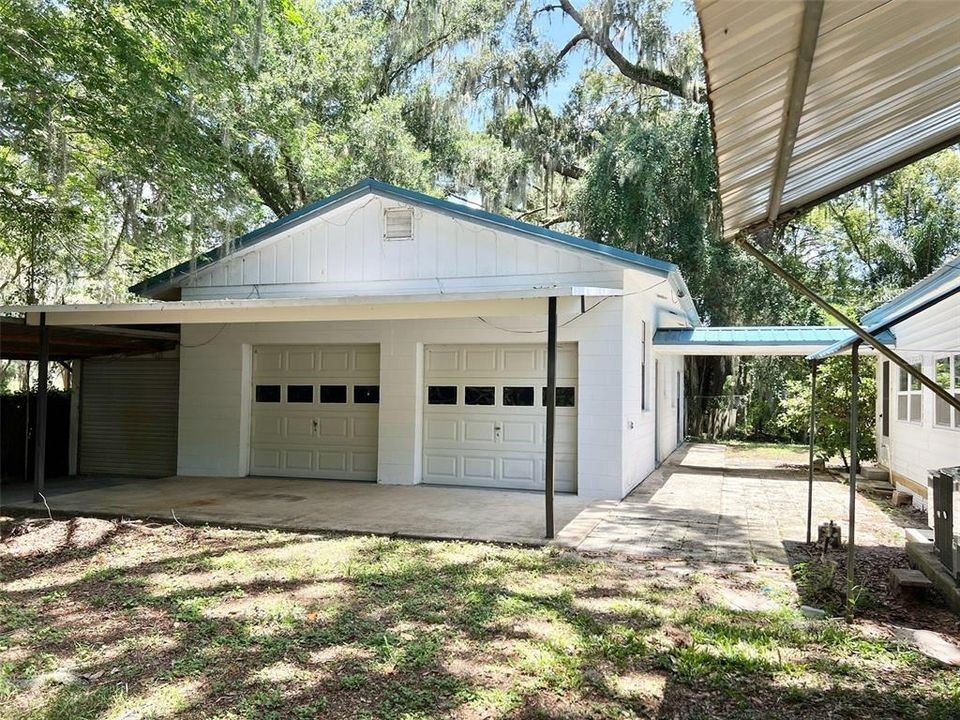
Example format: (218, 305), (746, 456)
(1, 520), (958, 720)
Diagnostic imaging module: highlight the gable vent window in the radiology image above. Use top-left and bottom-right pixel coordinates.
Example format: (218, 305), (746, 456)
(384, 207), (414, 241)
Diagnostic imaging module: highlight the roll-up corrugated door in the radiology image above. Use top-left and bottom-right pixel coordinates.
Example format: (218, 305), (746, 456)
(79, 357), (179, 477)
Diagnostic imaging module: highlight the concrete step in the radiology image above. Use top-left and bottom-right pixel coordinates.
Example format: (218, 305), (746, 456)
(859, 479), (895, 496)
(906, 527), (934, 544)
(860, 465), (890, 482)
(890, 567), (934, 590)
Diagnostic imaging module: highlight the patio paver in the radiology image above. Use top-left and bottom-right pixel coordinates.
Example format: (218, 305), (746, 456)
(572, 443), (909, 565)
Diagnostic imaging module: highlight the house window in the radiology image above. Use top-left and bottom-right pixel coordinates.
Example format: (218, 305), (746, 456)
(354, 385), (380, 404)
(641, 320), (648, 410)
(428, 386), (457, 405)
(541, 387), (575, 407)
(255, 385), (281, 403)
(897, 363), (922, 423)
(465, 386), (495, 406)
(286, 385), (314, 403)
(319, 385), (347, 403)
(934, 355), (960, 428)
(503, 386), (534, 407)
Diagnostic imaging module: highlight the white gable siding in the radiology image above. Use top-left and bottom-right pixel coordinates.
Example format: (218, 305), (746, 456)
(876, 291), (960, 510)
(181, 197), (621, 300)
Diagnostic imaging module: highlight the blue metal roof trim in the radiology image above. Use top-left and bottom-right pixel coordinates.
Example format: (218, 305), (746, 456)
(805, 329), (897, 361)
(130, 178), (681, 296)
(653, 326), (855, 346)
(861, 255), (960, 326)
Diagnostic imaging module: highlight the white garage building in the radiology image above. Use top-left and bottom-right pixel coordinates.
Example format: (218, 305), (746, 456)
(21, 180), (698, 500)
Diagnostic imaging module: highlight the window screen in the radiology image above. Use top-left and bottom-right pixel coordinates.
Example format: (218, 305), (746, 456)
(465, 386), (495, 405)
(542, 386), (575, 407)
(428, 386), (457, 405)
(354, 385), (380, 404)
(319, 385), (347, 403)
(287, 385), (314, 403)
(503, 386), (534, 406)
(255, 385), (281, 403)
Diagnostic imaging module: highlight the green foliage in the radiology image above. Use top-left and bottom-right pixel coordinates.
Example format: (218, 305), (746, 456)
(778, 356), (877, 468)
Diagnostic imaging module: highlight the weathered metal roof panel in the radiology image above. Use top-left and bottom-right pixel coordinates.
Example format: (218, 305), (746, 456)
(697, 0), (960, 238)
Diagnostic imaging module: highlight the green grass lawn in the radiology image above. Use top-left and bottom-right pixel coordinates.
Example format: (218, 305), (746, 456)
(1, 518), (958, 719)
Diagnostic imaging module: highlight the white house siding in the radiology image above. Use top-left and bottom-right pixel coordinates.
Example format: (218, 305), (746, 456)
(180, 197), (621, 300)
(176, 296), (630, 498)
(621, 270), (687, 497)
(875, 291), (960, 510)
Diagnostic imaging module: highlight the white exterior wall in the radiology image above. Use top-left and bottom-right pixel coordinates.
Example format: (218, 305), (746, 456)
(621, 270), (689, 497)
(177, 297), (628, 498)
(876, 291), (960, 511)
(167, 192), (697, 499)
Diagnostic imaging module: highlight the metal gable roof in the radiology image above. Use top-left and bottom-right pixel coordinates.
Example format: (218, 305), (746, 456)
(860, 255), (960, 326)
(697, 0), (960, 239)
(130, 178), (684, 297)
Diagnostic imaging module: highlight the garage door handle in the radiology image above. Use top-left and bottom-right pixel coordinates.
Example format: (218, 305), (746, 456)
(312, 418), (319, 435)
(495, 422), (502, 440)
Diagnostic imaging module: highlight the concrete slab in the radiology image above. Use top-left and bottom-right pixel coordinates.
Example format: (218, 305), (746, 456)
(1, 476), (598, 546)
(568, 443), (916, 567)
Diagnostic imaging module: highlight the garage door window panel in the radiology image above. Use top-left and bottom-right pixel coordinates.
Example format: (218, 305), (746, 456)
(287, 385), (314, 403)
(428, 386), (458, 405)
(320, 385), (347, 403)
(256, 385), (281, 403)
(542, 386), (575, 407)
(465, 386), (495, 406)
(503, 386), (534, 406)
(354, 385), (380, 404)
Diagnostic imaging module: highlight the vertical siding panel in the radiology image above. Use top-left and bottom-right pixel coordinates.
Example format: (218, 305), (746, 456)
(456, 222), (477, 277)
(362, 202), (384, 281)
(496, 233), (518, 275)
(310, 222), (326, 280)
(259, 244), (276, 284)
(328, 222), (346, 281)
(417, 211), (438, 279)
(537, 245), (560, 274)
(559, 249), (581, 273)
(345, 209), (364, 281)
(241, 253), (259, 284)
(275, 237), (292, 284)
(436, 215), (457, 276)
(292, 231), (310, 282)
(516, 237), (537, 273)
(476, 229), (497, 275)
(227, 258), (242, 285)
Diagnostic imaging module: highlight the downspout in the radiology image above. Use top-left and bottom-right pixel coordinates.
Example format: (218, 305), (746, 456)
(846, 341), (861, 620)
(806, 360), (818, 544)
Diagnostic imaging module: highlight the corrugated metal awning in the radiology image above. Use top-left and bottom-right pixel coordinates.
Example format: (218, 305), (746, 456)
(697, 0), (960, 239)
(654, 325), (894, 356)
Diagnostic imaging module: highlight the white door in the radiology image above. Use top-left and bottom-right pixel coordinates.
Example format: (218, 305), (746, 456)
(422, 344), (577, 492)
(250, 345), (379, 480)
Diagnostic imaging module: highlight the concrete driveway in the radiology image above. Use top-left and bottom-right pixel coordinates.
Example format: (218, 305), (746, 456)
(2, 443), (908, 562)
(572, 443), (909, 565)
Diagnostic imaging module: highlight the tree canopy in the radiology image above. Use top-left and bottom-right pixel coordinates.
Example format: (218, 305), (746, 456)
(2, 0), (959, 443)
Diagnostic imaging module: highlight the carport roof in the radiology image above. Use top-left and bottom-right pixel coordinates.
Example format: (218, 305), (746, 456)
(697, 0), (960, 239)
(654, 325), (895, 356)
(0, 317), (179, 360)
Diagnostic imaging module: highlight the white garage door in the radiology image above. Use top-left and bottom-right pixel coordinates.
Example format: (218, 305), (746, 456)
(250, 345), (379, 480)
(423, 344), (577, 492)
